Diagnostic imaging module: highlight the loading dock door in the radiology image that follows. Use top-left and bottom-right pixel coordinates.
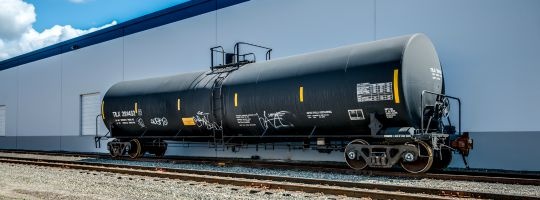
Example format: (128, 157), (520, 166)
(0, 106), (5, 136)
(81, 93), (100, 136)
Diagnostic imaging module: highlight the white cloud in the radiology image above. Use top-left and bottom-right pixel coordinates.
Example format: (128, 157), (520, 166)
(0, 0), (35, 40)
(0, 0), (117, 61)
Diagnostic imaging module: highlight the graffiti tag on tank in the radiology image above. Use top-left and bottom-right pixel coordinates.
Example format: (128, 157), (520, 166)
(357, 82), (393, 102)
(194, 111), (222, 130)
(150, 117), (168, 127)
(306, 110), (332, 119)
(258, 111), (294, 131)
(137, 118), (145, 127)
(235, 111), (295, 131)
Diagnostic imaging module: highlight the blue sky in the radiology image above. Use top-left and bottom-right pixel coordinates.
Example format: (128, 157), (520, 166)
(27, 0), (189, 32)
(0, 0), (188, 60)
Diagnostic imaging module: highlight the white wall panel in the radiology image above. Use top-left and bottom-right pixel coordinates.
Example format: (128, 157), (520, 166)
(123, 11), (217, 80)
(0, 68), (18, 136)
(17, 56), (62, 136)
(217, 0), (375, 59)
(61, 38), (124, 136)
(375, 0), (540, 132)
(0, 106), (6, 136)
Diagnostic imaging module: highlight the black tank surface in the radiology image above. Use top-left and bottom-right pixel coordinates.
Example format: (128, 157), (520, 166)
(102, 33), (443, 139)
(102, 71), (221, 138)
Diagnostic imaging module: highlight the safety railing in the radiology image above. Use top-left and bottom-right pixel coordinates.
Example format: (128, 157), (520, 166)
(420, 90), (461, 135)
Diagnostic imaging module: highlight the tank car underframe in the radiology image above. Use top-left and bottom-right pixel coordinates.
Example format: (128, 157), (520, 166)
(107, 138), (167, 158)
(103, 132), (452, 171)
(343, 133), (451, 173)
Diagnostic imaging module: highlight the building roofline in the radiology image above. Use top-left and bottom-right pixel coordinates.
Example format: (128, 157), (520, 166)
(0, 0), (248, 71)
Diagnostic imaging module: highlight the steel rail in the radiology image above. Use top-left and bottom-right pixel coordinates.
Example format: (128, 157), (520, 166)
(0, 156), (537, 200)
(0, 149), (539, 186)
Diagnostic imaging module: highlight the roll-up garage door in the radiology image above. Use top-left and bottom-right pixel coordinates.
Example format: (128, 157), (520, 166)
(0, 106), (5, 136)
(81, 93), (100, 136)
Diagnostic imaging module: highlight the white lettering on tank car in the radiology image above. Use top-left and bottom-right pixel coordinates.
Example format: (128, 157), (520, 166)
(384, 108), (398, 119)
(306, 110), (332, 119)
(357, 82), (393, 102)
(111, 109), (145, 126)
(113, 118), (136, 125)
(348, 109), (365, 120)
(112, 109), (142, 118)
(236, 114), (258, 127)
(430, 67), (443, 81)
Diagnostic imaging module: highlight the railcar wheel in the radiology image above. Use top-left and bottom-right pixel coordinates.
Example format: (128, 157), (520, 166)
(400, 140), (433, 173)
(148, 139), (167, 157)
(153, 145), (167, 158)
(430, 149), (453, 171)
(127, 139), (142, 159)
(154, 148), (166, 158)
(344, 139), (369, 170)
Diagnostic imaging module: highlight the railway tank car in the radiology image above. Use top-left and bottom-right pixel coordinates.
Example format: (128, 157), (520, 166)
(99, 33), (473, 173)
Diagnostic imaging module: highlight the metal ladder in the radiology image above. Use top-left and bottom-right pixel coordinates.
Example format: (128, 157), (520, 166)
(210, 73), (229, 151)
(208, 42), (272, 151)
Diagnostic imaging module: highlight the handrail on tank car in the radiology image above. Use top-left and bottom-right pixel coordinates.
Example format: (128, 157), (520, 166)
(234, 42), (272, 62)
(94, 114), (111, 148)
(238, 53), (256, 63)
(420, 90), (462, 136)
(210, 43), (272, 72)
(210, 46), (225, 67)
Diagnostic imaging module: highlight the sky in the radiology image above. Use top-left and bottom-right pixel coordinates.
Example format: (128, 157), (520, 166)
(0, 0), (188, 61)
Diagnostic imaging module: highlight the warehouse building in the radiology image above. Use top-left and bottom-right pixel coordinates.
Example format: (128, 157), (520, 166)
(0, 0), (539, 171)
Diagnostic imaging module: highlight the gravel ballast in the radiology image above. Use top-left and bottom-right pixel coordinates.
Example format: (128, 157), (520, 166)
(84, 159), (540, 197)
(0, 162), (361, 200)
(0, 152), (539, 198)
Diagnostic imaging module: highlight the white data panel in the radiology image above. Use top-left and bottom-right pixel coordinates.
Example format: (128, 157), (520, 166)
(0, 106), (5, 136)
(81, 93), (100, 136)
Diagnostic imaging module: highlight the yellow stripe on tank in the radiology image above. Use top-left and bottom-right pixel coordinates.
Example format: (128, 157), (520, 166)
(101, 101), (105, 120)
(177, 98), (181, 111)
(393, 69), (400, 104)
(299, 86), (304, 103)
(134, 102), (138, 114)
(234, 93), (238, 107)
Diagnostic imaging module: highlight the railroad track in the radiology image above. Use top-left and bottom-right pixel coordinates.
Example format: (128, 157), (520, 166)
(0, 156), (537, 200)
(227, 160), (540, 186)
(1, 149), (538, 186)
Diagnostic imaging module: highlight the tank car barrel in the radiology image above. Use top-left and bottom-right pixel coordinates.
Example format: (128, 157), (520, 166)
(102, 33), (444, 139)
